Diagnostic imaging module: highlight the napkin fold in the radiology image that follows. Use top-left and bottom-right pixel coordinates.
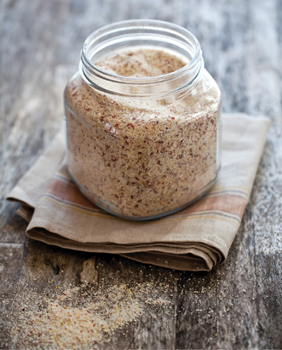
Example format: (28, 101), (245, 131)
(7, 114), (270, 271)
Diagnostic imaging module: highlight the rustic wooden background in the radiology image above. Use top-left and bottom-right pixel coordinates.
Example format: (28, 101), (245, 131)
(1, 0), (282, 349)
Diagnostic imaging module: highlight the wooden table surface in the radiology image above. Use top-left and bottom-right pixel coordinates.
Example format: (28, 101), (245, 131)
(1, 0), (282, 349)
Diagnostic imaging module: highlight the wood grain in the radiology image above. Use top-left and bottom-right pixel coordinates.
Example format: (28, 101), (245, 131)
(0, 243), (24, 349)
(1, 0), (282, 348)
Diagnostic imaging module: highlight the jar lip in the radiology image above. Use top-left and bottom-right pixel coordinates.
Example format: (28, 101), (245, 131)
(81, 19), (202, 84)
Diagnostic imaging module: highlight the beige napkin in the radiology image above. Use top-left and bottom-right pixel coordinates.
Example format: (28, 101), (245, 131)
(7, 113), (270, 271)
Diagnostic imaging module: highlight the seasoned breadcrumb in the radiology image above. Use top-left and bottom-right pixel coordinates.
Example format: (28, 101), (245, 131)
(64, 48), (220, 218)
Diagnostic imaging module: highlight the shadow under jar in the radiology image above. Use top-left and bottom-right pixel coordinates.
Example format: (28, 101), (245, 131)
(64, 20), (222, 221)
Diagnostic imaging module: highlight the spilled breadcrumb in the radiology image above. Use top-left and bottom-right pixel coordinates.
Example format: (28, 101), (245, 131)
(11, 281), (171, 349)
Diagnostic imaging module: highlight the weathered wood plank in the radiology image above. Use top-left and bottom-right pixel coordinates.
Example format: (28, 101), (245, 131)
(175, 270), (218, 349)
(95, 256), (179, 350)
(9, 240), (95, 349)
(256, 253), (282, 349)
(0, 203), (27, 243)
(215, 208), (259, 349)
(0, 243), (24, 349)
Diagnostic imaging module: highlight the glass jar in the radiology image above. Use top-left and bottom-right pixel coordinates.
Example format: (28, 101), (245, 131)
(64, 20), (221, 221)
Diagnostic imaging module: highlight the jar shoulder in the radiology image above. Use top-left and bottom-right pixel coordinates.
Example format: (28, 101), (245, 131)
(199, 68), (221, 99)
(64, 69), (221, 132)
(64, 71), (85, 105)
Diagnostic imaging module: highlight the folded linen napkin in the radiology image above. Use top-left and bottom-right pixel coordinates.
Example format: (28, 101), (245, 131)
(7, 114), (270, 271)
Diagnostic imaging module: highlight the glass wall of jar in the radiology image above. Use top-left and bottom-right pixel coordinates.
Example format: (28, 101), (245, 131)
(64, 20), (222, 220)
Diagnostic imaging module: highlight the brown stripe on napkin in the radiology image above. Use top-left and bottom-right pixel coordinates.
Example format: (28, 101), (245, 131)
(7, 113), (270, 271)
(45, 170), (247, 219)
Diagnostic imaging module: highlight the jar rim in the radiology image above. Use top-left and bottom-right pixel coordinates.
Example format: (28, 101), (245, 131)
(80, 19), (203, 97)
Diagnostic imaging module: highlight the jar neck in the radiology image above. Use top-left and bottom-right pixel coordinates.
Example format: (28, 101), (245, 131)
(79, 20), (204, 99)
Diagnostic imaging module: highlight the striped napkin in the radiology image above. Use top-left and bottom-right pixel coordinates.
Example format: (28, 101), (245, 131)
(7, 114), (270, 271)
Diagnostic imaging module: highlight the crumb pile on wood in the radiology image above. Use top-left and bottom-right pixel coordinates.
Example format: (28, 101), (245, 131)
(12, 281), (172, 349)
